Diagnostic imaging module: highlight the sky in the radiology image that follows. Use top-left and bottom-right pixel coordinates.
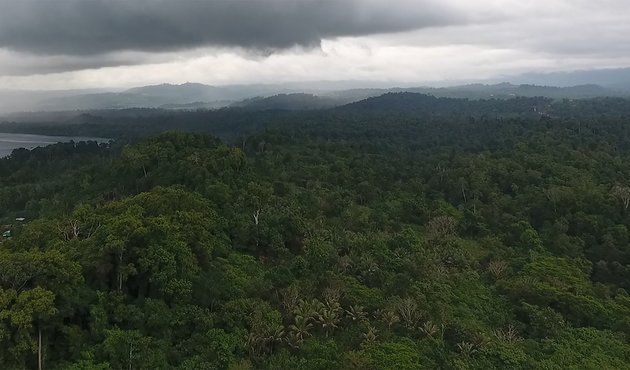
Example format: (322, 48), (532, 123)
(0, 0), (629, 90)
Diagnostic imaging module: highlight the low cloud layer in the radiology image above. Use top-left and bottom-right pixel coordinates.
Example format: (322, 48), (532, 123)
(0, 0), (465, 56)
(0, 0), (629, 89)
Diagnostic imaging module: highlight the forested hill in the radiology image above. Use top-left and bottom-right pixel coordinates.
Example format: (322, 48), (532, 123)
(4, 93), (630, 143)
(337, 93), (549, 116)
(339, 92), (630, 117)
(231, 93), (341, 111)
(1, 96), (630, 368)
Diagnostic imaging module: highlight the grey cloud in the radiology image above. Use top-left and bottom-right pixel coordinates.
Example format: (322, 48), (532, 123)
(0, 0), (465, 56)
(0, 51), (158, 76)
(381, 2), (630, 59)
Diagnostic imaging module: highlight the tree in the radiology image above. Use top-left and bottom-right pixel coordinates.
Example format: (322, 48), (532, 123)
(0, 287), (56, 369)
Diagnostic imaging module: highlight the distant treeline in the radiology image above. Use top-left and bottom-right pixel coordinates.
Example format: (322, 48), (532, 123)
(2, 93), (630, 143)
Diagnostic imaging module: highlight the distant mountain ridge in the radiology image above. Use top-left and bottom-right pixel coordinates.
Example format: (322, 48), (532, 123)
(338, 92), (549, 116)
(231, 93), (342, 110)
(331, 83), (622, 101)
(503, 67), (630, 89)
(2, 70), (630, 114)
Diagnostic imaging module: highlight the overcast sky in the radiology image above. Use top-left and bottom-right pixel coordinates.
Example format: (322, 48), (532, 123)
(0, 0), (629, 90)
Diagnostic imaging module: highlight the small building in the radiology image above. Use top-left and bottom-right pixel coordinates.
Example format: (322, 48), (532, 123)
(2, 230), (11, 238)
(15, 217), (25, 222)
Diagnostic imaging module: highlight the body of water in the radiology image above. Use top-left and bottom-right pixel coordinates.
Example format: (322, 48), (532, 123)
(0, 133), (109, 158)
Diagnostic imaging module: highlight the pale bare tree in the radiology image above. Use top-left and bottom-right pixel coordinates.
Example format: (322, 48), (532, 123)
(253, 209), (261, 225)
(427, 216), (457, 240)
(253, 209), (261, 247)
(493, 325), (522, 345)
(435, 163), (447, 184)
(323, 288), (341, 308)
(611, 185), (630, 211)
(281, 285), (300, 317)
(543, 187), (562, 214)
(396, 298), (421, 329)
(459, 177), (468, 203)
(337, 255), (353, 274)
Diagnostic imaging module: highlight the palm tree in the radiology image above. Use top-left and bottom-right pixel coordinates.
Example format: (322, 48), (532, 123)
(285, 331), (304, 349)
(246, 331), (263, 358)
(487, 259), (508, 279)
(457, 341), (479, 359)
(362, 325), (378, 344)
(419, 321), (439, 338)
(326, 301), (342, 316)
(380, 310), (400, 331)
(264, 325), (285, 353)
(294, 298), (324, 321)
(247, 325), (285, 357)
(317, 308), (340, 337)
(289, 315), (313, 340)
(345, 305), (368, 323)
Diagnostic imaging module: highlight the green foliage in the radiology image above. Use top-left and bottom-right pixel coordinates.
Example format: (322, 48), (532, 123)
(531, 328), (630, 369)
(360, 339), (425, 369)
(2, 96), (630, 367)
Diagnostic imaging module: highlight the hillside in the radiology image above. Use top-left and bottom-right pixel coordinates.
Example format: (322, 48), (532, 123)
(1, 96), (630, 368)
(1, 80), (628, 115)
(231, 93), (342, 110)
(6, 93), (630, 142)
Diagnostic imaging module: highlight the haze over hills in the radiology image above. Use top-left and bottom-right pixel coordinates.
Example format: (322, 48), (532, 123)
(1, 67), (630, 115)
(5, 91), (630, 144)
(2, 83), (301, 113)
(500, 67), (630, 90)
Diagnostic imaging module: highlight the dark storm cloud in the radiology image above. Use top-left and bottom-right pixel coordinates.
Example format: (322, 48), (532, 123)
(0, 0), (465, 56)
(0, 52), (155, 76)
